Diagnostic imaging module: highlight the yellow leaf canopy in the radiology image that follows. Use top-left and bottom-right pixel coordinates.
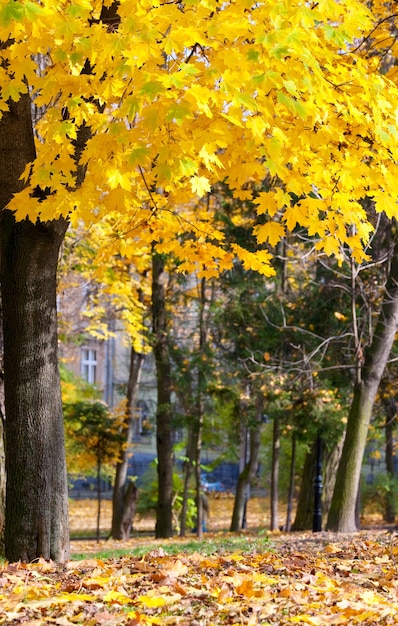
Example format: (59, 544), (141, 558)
(1, 0), (398, 272)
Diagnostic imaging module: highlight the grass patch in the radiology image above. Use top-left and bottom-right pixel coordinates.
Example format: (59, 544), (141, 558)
(70, 534), (271, 561)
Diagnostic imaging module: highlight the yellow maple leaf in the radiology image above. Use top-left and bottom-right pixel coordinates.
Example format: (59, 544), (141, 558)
(254, 222), (286, 247)
(191, 175), (211, 197)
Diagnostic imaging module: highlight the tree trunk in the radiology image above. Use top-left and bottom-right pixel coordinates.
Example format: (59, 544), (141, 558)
(230, 415), (261, 531)
(327, 236), (398, 532)
(96, 457), (102, 543)
(120, 480), (138, 539)
(152, 253), (174, 538)
(180, 427), (195, 537)
(322, 437), (344, 517)
(0, 92), (69, 562)
(384, 403), (396, 523)
(0, 295), (5, 554)
(0, 412), (4, 556)
(194, 276), (208, 539)
(285, 433), (296, 532)
(270, 416), (280, 530)
(180, 428), (195, 537)
(292, 440), (317, 531)
(1, 212), (70, 562)
(111, 347), (144, 539)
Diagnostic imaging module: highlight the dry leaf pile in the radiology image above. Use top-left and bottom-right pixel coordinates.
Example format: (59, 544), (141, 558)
(1, 530), (398, 625)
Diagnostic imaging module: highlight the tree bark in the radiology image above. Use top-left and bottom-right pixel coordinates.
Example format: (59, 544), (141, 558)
(270, 416), (280, 530)
(322, 437), (344, 516)
(194, 276), (207, 539)
(327, 235), (398, 532)
(230, 413), (261, 531)
(0, 296), (5, 554)
(152, 253), (174, 538)
(292, 440), (317, 531)
(285, 433), (296, 532)
(1, 212), (69, 562)
(111, 346), (144, 539)
(96, 456), (102, 543)
(383, 398), (396, 523)
(180, 428), (195, 537)
(0, 92), (69, 562)
(120, 480), (138, 539)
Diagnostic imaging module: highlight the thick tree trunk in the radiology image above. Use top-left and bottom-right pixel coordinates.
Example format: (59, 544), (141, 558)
(1, 212), (70, 562)
(327, 237), (398, 532)
(0, 419), (4, 556)
(0, 93), (69, 562)
(0, 296), (5, 554)
(152, 253), (174, 538)
(111, 347), (144, 539)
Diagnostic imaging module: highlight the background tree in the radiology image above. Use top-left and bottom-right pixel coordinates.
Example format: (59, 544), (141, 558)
(59, 224), (151, 540)
(64, 400), (123, 542)
(152, 252), (174, 538)
(327, 233), (398, 531)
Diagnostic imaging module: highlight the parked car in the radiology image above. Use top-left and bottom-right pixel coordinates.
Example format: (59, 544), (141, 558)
(201, 475), (225, 493)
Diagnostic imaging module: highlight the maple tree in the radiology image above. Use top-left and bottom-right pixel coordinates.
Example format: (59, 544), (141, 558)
(2, 0), (398, 562)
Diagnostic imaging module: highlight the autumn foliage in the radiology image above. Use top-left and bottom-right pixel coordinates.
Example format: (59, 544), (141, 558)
(2, 0), (398, 266)
(1, 531), (398, 624)
(2, 0), (398, 566)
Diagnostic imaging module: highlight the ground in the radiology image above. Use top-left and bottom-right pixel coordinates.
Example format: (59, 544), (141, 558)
(0, 498), (396, 625)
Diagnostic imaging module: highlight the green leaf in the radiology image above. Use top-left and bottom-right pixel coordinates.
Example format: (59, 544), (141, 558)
(247, 49), (260, 62)
(128, 145), (150, 166)
(165, 102), (192, 124)
(24, 1), (44, 19)
(139, 81), (163, 99)
(0, 0), (24, 26)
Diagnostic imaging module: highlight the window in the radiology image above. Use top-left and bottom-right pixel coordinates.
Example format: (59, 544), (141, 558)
(81, 348), (97, 384)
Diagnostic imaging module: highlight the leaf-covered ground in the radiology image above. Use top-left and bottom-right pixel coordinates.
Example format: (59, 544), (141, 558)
(1, 530), (398, 625)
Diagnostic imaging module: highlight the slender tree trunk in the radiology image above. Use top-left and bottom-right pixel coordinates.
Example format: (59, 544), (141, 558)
(292, 440), (317, 531)
(194, 430), (203, 538)
(111, 347), (144, 539)
(180, 428), (195, 537)
(270, 416), (280, 530)
(327, 236), (398, 532)
(120, 480), (138, 539)
(96, 457), (101, 543)
(322, 437), (344, 516)
(194, 277), (207, 539)
(384, 403), (396, 523)
(152, 253), (174, 538)
(230, 414), (261, 531)
(230, 470), (249, 531)
(285, 433), (296, 532)
(179, 277), (212, 537)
